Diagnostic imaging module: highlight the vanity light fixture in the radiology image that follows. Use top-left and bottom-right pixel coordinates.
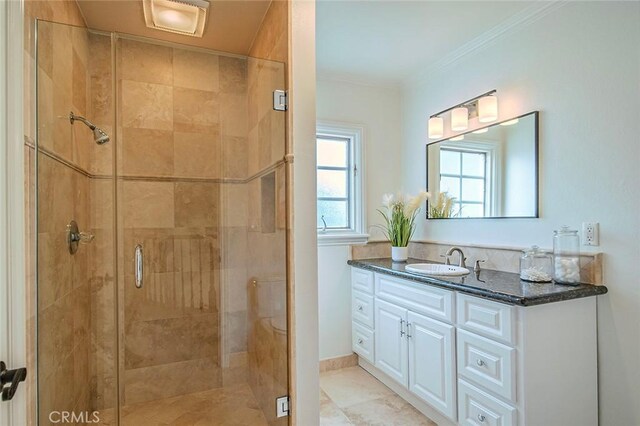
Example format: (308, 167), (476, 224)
(472, 128), (489, 134)
(478, 94), (498, 123)
(428, 116), (444, 139)
(451, 107), (469, 131)
(143, 0), (210, 37)
(427, 90), (498, 139)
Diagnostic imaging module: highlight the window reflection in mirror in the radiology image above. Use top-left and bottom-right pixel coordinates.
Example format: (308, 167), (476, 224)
(426, 111), (538, 219)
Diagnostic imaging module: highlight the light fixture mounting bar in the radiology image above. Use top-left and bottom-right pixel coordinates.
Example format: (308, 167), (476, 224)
(429, 89), (497, 118)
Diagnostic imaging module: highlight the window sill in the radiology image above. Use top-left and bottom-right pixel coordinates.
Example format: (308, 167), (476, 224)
(317, 232), (369, 247)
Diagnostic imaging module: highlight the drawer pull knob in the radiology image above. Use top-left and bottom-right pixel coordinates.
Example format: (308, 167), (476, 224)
(357, 338), (363, 344)
(477, 414), (486, 422)
(476, 359), (485, 367)
(357, 305), (363, 311)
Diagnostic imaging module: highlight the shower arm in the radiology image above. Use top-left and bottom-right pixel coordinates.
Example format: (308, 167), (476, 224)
(69, 112), (96, 130)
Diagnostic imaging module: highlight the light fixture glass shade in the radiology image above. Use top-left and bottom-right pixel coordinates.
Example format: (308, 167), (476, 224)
(478, 95), (498, 123)
(428, 116), (444, 139)
(143, 0), (209, 37)
(451, 135), (464, 141)
(472, 128), (489, 134)
(451, 107), (469, 131)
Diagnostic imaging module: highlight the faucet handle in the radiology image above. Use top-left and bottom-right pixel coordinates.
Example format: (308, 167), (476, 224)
(474, 259), (486, 272)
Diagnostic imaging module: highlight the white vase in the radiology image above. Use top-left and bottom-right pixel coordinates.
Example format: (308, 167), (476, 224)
(391, 246), (408, 262)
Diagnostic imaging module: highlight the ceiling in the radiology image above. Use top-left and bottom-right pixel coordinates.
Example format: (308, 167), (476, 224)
(316, 1), (534, 86)
(77, 0), (272, 55)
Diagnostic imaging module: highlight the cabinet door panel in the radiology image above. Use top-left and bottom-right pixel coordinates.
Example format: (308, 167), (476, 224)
(374, 299), (408, 387)
(408, 311), (457, 421)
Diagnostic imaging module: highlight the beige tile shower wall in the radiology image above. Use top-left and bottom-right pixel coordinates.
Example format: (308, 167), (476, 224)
(34, 18), (103, 426)
(37, 155), (92, 425)
(87, 31), (117, 412)
(116, 39), (248, 180)
(351, 240), (603, 285)
(116, 38), (251, 405)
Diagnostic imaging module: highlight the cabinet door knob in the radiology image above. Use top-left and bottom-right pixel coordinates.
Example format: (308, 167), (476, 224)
(476, 359), (485, 367)
(357, 338), (363, 345)
(477, 414), (486, 422)
(357, 305), (363, 311)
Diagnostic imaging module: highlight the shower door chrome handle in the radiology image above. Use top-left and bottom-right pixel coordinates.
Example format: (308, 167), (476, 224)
(134, 244), (143, 289)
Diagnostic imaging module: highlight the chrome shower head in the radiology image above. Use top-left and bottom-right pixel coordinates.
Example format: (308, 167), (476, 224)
(93, 127), (110, 145)
(69, 112), (110, 145)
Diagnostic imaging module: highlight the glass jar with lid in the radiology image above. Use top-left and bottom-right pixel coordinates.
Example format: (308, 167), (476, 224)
(520, 245), (553, 282)
(553, 226), (581, 285)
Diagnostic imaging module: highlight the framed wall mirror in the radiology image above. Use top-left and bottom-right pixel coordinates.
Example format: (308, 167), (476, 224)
(426, 111), (539, 219)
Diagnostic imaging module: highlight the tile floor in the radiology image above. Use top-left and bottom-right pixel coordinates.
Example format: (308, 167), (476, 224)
(320, 366), (437, 426)
(97, 366), (433, 425)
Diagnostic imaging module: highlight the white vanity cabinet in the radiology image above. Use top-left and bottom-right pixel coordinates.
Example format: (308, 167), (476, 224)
(350, 266), (599, 426)
(371, 273), (458, 420)
(350, 268), (375, 364)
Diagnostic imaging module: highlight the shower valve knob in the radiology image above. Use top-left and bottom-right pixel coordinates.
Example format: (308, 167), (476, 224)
(67, 220), (94, 254)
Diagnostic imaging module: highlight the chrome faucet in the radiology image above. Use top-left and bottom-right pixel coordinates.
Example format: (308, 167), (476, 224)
(444, 247), (467, 268)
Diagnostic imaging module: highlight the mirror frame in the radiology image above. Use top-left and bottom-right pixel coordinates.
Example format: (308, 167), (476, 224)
(425, 110), (539, 220)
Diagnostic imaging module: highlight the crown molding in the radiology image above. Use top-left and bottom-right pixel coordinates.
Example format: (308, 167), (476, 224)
(403, 1), (568, 89)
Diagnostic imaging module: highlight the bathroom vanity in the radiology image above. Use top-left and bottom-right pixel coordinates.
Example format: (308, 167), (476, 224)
(348, 258), (607, 426)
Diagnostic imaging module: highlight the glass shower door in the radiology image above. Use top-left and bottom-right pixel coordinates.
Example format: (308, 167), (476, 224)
(115, 35), (288, 425)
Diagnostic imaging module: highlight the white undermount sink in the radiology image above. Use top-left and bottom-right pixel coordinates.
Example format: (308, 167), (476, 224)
(405, 263), (470, 277)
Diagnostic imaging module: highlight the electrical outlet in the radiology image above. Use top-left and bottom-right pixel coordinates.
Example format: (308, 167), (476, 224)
(582, 222), (599, 246)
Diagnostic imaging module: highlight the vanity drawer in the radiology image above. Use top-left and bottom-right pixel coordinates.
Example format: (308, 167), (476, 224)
(457, 293), (515, 345)
(458, 379), (517, 426)
(352, 268), (374, 294)
(352, 321), (374, 364)
(375, 273), (453, 323)
(352, 290), (374, 328)
(457, 329), (516, 402)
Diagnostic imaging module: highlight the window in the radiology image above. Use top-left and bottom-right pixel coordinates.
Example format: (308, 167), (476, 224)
(316, 122), (367, 245)
(439, 148), (488, 218)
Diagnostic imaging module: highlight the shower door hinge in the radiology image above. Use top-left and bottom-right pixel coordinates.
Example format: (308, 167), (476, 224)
(275, 395), (290, 417)
(273, 90), (288, 111)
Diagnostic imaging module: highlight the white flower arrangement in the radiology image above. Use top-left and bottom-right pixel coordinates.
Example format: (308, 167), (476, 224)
(377, 191), (430, 247)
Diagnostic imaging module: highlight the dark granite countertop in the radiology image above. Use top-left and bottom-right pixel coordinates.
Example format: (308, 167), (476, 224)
(347, 258), (607, 306)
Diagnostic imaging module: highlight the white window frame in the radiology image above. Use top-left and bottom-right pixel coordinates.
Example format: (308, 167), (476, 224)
(436, 139), (503, 217)
(316, 121), (368, 246)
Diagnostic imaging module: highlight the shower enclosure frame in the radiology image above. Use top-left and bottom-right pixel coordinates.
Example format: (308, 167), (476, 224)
(33, 18), (290, 425)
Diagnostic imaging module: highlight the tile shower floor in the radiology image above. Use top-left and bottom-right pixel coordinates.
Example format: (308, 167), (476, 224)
(320, 366), (436, 426)
(98, 383), (268, 425)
